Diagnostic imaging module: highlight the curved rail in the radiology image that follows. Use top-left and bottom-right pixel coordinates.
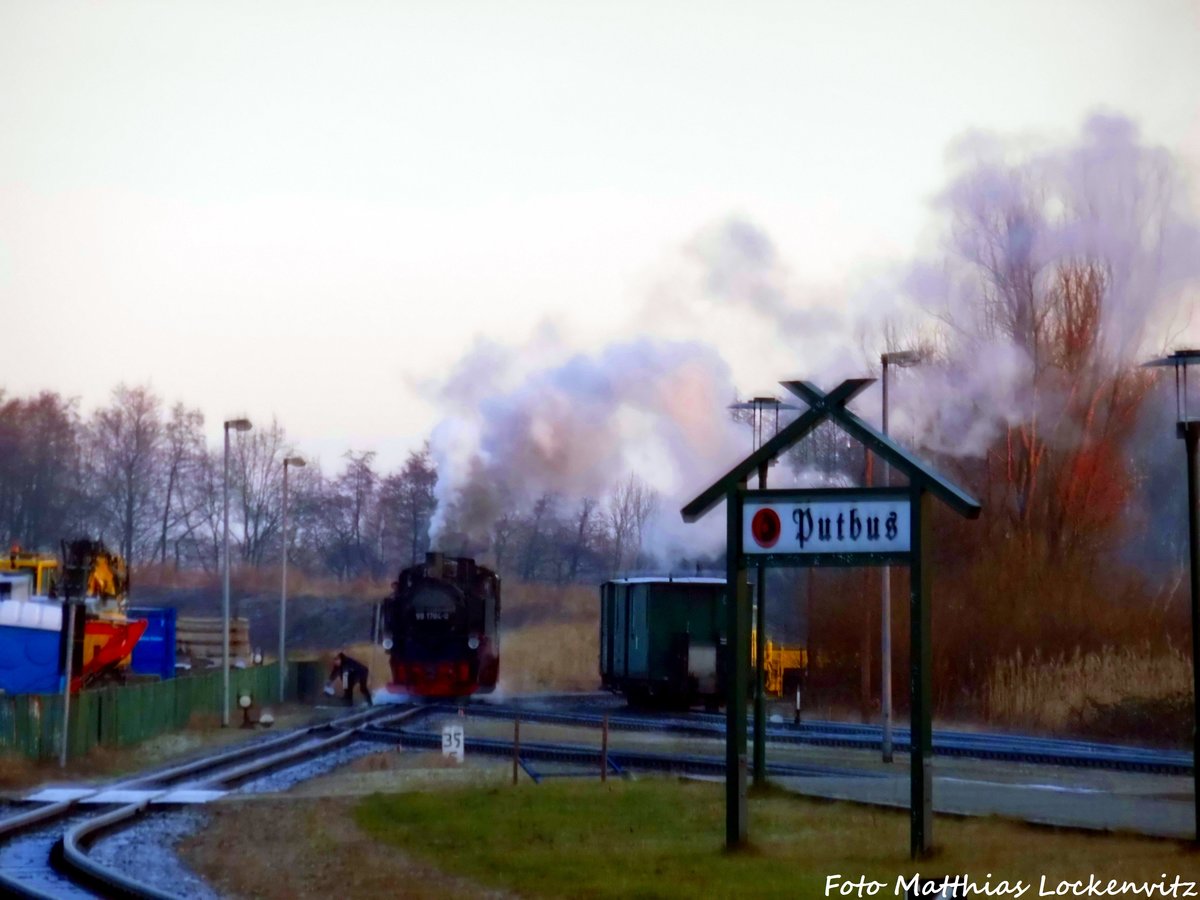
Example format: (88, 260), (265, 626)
(53, 707), (424, 899)
(0, 705), (415, 899)
(0, 801), (79, 899)
(56, 800), (173, 900)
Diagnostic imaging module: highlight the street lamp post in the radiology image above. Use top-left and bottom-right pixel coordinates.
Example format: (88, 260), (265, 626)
(223, 417), (252, 727)
(729, 396), (796, 787)
(1145, 348), (1200, 842)
(280, 455), (306, 704)
(880, 349), (922, 763)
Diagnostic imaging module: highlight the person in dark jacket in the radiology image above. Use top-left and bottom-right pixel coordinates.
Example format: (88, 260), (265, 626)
(328, 651), (373, 706)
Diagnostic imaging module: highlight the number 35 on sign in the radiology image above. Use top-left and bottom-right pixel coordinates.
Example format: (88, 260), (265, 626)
(442, 724), (465, 762)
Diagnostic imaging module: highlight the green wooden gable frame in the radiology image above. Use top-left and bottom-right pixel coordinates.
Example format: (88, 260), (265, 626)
(682, 379), (981, 522)
(679, 377), (981, 861)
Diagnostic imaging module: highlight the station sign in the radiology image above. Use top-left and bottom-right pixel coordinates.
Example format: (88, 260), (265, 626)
(683, 379), (982, 858)
(743, 493), (910, 555)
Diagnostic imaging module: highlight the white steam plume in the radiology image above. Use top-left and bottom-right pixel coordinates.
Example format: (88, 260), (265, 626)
(890, 113), (1200, 456)
(426, 112), (1200, 565)
(428, 337), (744, 558)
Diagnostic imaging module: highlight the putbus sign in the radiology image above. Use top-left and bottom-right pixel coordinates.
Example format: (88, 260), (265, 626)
(745, 495), (910, 554)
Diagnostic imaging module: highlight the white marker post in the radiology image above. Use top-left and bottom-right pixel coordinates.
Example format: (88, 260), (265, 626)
(442, 723), (464, 763)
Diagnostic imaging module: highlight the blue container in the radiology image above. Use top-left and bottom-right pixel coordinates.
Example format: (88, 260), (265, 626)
(129, 606), (177, 681)
(0, 596), (64, 694)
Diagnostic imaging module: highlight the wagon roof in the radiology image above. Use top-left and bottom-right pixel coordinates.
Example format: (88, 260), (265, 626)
(603, 577), (726, 586)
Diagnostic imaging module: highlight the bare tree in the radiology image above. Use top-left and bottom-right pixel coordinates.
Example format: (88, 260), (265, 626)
(86, 384), (164, 562)
(605, 473), (659, 574)
(564, 496), (598, 583)
(157, 402), (206, 565)
(518, 492), (558, 581)
(378, 444), (437, 569)
(490, 512), (518, 574)
(231, 418), (287, 566)
(0, 391), (83, 551)
(338, 450), (379, 575)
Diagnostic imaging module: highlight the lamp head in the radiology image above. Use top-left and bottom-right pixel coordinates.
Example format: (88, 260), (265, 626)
(238, 692), (253, 709)
(225, 418), (253, 432)
(881, 349), (923, 368)
(284, 456), (306, 468)
(1144, 348), (1200, 425)
(1144, 349), (1200, 368)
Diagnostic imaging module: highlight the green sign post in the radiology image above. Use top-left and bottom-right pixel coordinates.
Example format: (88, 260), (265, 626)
(682, 378), (981, 858)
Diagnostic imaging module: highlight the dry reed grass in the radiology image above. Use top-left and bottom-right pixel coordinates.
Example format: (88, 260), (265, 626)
(133, 562), (390, 601)
(496, 580), (598, 693)
(500, 580), (596, 628)
(498, 621), (600, 693)
(0, 753), (39, 790)
(983, 644), (1192, 736)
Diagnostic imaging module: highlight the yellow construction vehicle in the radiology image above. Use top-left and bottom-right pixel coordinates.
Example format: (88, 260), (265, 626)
(75, 543), (129, 609)
(751, 631), (808, 697)
(0, 546), (59, 595)
(57, 539), (141, 686)
(2, 539), (142, 691)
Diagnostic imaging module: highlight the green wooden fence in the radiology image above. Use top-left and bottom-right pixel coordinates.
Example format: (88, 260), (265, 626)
(0, 663), (295, 762)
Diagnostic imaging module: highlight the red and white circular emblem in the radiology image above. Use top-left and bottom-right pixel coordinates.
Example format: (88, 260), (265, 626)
(750, 508), (781, 548)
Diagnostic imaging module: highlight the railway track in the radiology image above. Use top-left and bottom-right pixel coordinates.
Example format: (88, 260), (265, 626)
(360, 718), (887, 782)
(0, 705), (417, 899)
(462, 699), (1193, 775)
(3, 695), (1187, 897)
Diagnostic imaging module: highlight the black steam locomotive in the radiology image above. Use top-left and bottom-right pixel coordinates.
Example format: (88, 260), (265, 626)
(380, 553), (500, 699)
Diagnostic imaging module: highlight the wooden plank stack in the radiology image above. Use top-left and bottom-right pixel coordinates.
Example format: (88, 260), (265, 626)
(176, 616), (252, 662)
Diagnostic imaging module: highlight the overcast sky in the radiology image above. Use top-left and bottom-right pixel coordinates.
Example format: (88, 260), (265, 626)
(2, 0), (1198, 471)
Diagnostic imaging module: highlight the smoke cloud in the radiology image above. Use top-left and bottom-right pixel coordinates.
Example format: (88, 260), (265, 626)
(428, 337), (744, 556)
(889, 113), (1200, 456)
(425, 112), (1200, 565)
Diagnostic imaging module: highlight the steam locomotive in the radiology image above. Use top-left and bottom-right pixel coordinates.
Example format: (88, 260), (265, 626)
(381, 553), (500, 698)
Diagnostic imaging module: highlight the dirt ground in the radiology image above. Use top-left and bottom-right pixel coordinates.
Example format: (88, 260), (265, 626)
(179, 787), (514, 898)
(0, 704), (334, 795)
(178, 749), (525, 897)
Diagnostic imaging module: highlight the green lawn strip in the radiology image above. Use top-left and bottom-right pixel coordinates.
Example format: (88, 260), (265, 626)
(354, 779), (1198, 899)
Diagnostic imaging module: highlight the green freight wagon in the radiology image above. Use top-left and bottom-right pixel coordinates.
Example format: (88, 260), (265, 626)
(599, 577), (726, 709)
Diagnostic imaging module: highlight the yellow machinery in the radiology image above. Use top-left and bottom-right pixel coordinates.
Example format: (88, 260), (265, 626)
(82, 549), (128, 609)
(58, 539), (137, 680)
(751, 632), (808, 697)
(2, 540), (141, 690)
(1, 547), (59, 595)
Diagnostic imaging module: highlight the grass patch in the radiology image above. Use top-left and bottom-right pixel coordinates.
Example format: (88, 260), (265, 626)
(354, 779), (1196, 899)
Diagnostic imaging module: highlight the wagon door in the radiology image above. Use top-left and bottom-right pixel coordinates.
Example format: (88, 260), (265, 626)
(627, 583), (649, 678)
(612, 582), (628, 679)
(599, 583), (612, 684)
